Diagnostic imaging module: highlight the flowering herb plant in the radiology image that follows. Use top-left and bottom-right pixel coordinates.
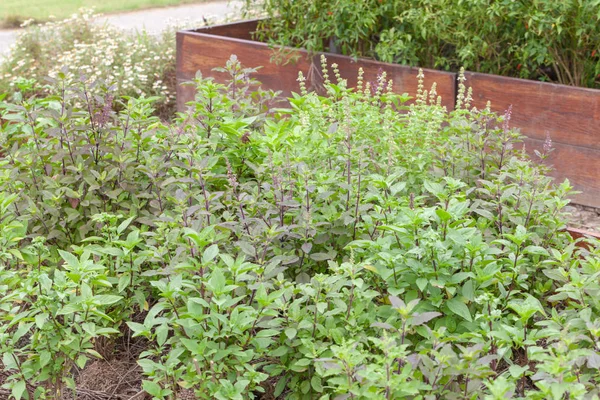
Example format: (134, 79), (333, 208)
(0, 56), (599, 399)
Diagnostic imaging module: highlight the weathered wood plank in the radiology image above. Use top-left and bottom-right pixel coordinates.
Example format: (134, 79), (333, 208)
(176, 28), (312, 110)
(566, 227), (600, 249)
(466, 72), (600, 208)
(321, 53), (456, 109)
(466, 72), (600, 150)
(176, 21), (457, 111)
(524, 137), (600, 207)
(567, 226), (600, 242)
(189, 20), (259, 41)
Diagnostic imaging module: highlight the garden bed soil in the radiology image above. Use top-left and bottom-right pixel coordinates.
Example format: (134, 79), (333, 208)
(0, 358), (195, 400)
(176, 19), (600, 209)
(60, 359), (144, 400)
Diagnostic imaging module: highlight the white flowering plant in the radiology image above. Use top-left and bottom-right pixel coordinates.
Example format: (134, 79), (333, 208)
(0, 9), (210, 118)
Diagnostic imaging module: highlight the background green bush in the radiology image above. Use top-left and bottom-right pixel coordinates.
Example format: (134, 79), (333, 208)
(248, 0), (600, 88)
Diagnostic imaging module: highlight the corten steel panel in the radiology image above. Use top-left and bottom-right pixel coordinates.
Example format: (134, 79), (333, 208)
(176, 20), (457, 112)
(466, 71), (600, 207)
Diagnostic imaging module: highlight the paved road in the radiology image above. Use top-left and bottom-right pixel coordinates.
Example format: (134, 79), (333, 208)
(0, 29), (17, 56)
(0, 0), (240, 56)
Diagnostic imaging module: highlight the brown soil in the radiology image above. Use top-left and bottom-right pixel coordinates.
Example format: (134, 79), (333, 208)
(0, 369), (13, 400)
(259, 376), (283, 400)
(0, 367), (37, 400)
(60, 359), (145, 400)
(176, 389), (196, 400)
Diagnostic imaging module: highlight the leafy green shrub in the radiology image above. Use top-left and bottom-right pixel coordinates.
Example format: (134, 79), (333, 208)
(247, 0), (600, 88)
(1, 56), (600, 399)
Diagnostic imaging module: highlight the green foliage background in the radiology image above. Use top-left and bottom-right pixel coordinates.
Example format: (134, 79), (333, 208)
(249, 0), (600, 88)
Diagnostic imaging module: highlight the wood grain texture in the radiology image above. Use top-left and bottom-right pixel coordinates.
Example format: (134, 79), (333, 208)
(322, 53), (456, 109)
(176, 20), (457, 111)
(176, 24), (312, 111)
(466, 72), (600, 150)
(523, 135), (600, 207)
(189, 20), (260, 41)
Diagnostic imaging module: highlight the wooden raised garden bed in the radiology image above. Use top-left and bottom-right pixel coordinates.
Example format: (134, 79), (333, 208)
(176, 20), (600, 242)
(176, 20), (457, 111)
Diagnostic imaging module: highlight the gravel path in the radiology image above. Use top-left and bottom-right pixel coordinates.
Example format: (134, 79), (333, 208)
(565, 205), (600, 233)
(0, 0), (240, 56)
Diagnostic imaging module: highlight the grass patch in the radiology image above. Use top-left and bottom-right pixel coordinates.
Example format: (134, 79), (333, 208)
(0, 0), (208, 28)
